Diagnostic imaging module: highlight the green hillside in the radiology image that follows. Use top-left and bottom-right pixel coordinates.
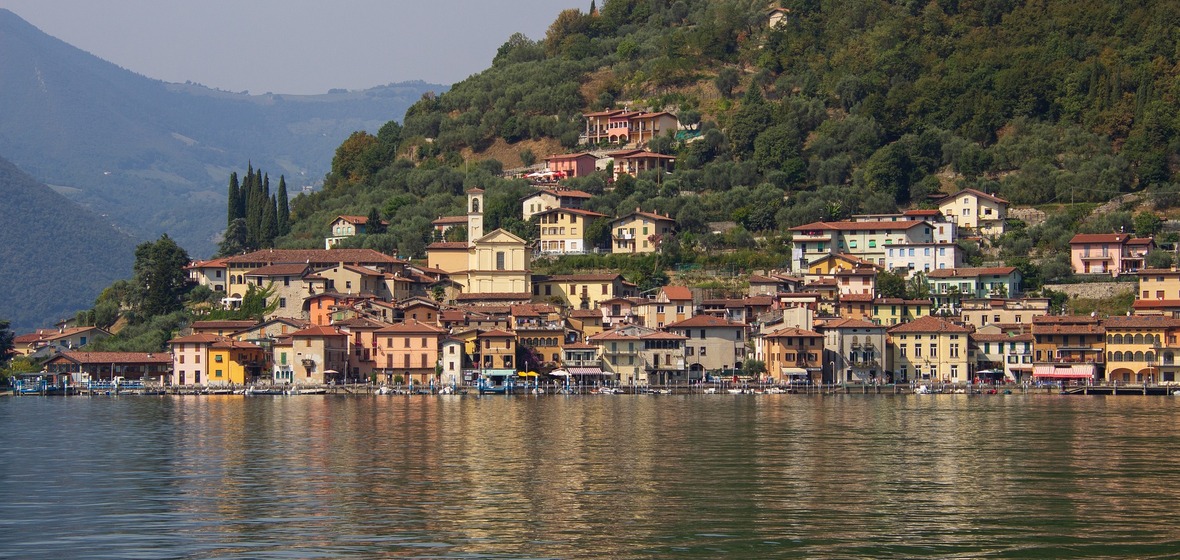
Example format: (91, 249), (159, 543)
(281, 0), (1180, 262)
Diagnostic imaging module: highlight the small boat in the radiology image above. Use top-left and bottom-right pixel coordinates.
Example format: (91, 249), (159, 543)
(914, 385), (932, 394)
(703, 387), (717, 394)
(285, 386), (326, 395)
(375, 386), (392, 395)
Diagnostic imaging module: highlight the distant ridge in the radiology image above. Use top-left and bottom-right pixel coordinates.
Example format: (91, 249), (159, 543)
(0, 8), (446, 256)
(0, 155), (138, 332)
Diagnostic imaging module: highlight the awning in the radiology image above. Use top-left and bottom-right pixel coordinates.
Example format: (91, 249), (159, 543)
(548, 370), (571, 377)
(1033, 364), (1095, 378)
(568, 367), (605, 375)
(518, 371), (538, 377)
(780, 367), (808, 376)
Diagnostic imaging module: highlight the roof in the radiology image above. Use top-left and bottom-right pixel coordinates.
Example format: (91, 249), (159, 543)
(927, 267), (1018, 278)
(665, 315), (746, 329)
(839, 294), (875, 302)
(54, 351), (171, 364)
(210, 339), (263, 351)
(1132, 299), (1180, 309)
(331, 214), (387, 226)
(426, 241), (469, 250)
(939, 188), (1009, 205)
(764, 327), (823, 338)
(223, 248), (401, 265)
(903, 209), (942, 216)
(538, 273), (622, 282)
(613, 209), (676, 224)
(887, 316), (973, 334)
(1032, 324), (1104, 335)
(168, 333), (223, 344)
(612, 151), (676, 160)
(544, 152), (597, 161)
(534, 207), (607, 218)
(570, 309), (602, 318)
(1102, 316), (1180, 329)
(818, 318), (882, 330)
(790, 220), (926, 232)
(477, 329), (516, 338)
(290, 326), (347, 338)
(244, 263), (309, 277)
(191, 320), (258, 330)
(972, 333), (1034, 343)
(376, 320), (446, 334)
(661, 286), (693, 300)
(431, 215), (467, 225)
(185, 258), (229, 270)
(455, 292), (534, 302)
(1069, 233), (1130, 244)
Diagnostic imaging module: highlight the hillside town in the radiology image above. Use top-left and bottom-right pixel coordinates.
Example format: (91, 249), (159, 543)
(11, 156), (1180, 393)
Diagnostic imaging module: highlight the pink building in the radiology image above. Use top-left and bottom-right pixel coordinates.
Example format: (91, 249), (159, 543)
(544, 153), (598, 178)
(1069, 233), (1153, 276)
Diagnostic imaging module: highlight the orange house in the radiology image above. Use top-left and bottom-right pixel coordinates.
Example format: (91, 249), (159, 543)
(373, 320), (446, 384)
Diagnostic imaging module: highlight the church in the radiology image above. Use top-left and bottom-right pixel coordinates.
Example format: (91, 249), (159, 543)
(426, 188), (531, 298)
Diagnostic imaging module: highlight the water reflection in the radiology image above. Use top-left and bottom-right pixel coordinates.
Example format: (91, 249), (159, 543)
(3, 395), (1180, 558)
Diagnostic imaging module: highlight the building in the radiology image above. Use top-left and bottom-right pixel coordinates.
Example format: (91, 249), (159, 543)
(882, 243), (963, 276)
(1102, 315), (1180, 384)
(431, 215), (468, 237)
(12, 326), (110, 357)
(222, 248), (403, 301)
(870, 298), (932, 326)
(972, 326), (1034, 382)
(610, 150), (676, 180)
(959, 298), (1049, 329)
(818, 318), (887, 383)
(582, 110), (678, 147)
(287, 325), (349, 385)
(888, 316), (975, 383)
(1069, 233), (1153, 276)
(532, 273), (633, 310)
(207, 339), (267, 385)
(927, 266), (1022, 311)
(535, 207), (609, 255)
(542, 153), (598, 180)
(167, 333), (219, 386)
(665, 315), (748, 380)
(426, 188), (532, 296)
(936, 188), (1009, 236)
(1031, 316), (1104, 384)
(588, 325), (687, 386)
(638, 285), (695, 328)
(373, 320), (446, 385)
(610, 208), (676, 254)
(325, 214), (388, 249)
(1135, 267), (1180, 313)
(789, 220), (955, 271)
(761, 327), (824, 384)
(521, 188), (594, 221)
(185, 258), (229, 292)
(43, 351), (171, 384)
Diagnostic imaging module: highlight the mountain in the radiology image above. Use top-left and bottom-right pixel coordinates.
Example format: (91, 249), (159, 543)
(0, 155), (138, 333)
(0, 8), (445, 256)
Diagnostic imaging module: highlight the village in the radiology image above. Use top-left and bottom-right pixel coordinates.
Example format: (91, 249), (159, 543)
(11, 143), (1180, 395)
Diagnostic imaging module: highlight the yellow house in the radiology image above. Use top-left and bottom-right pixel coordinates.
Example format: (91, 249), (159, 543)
(532, 273), (633, 310)
(610, 208), (676, 254)
(888, 315), (974, 382)
(1136, 267), (1180, 312)
(871, 298), (932, 326)
(1103, 316), (1180, 384)
(937, 188), (1008, 236)
(208, 339), (267, 385)
(536, 207), (608, 255)
(806, 254), (881, 276)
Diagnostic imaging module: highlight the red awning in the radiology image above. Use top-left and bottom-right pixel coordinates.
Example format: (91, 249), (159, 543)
(1033, 364), (1095, 378)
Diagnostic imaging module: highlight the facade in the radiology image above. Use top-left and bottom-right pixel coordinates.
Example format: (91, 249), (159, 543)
(959, 298), (1048, 329)
(1069, 233), (1152, 276)
(43, 351), (171, 384)
(439, 338), (466, 386)
(185, 258), (229, 292)
(207, 339), (267, 385)
(610, 150), (676, 179)
(1135, 268), (1180, 313)
(936, 188), (1009, 236)
(521, 188), (594, 220)
(882, 243), (963, 276)
(542, 153), (598, 180)
(1102, 316), (1180, 384)
(288, 326), (349, 385)
(532, 273), (632, 310)
(373, 320), (445, 384)
(1031, 316), (1104, 383)
(870, 298), (931, 326)
(536, 207), (608, 255)
(972, 326), (1034, 382)
(325, 214), (388, 249)
(168, 333), (218, 386)
(927, 266), (1022, 310)
(834, 268), (877, 297)
(790, 220), (955, 271)
(665, 315), (748, 379)
(888, 315), (975, 383)
(761, 327), (824, 384)
(582, 110), (678, 147)
(241, 263), (313, 321)
(12, 326), (110, 357)
(819, 318), (887, 383)
(639, 285), (695, 328)
(222, 248), (403, 300)
(588, 325), (687, 386)
(610, 209), (676, 254)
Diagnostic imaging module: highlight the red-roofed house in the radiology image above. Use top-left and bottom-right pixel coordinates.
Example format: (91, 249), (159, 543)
(44, 351), (171, 384)
(639, 285), (695, 328)
(888, 316), (974, 383)
(928, 267), (1022, 309)
(374, 320), (446, 384)
(535, 207), (610, 256)
(286, 325), (349, 384)
(522, 188), (595, 220)
(761, 326), (824, 384)
(610, 150), (675, 180)
(587, 324), (687, 385)
(665, 315), (748, 379)
(582, 110), (678, 147)
(610, 208), (676, 254)
(789, 219), (954, 272)
(937, 188), (1009, 235)
(1069, 233), (1153, 276)
(326, 214), (389, 249)
(818, 318), (887, 383)
(543, 153), (598, 180)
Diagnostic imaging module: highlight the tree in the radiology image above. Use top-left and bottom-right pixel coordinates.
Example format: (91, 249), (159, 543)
(366, 207), (387, 234)
(519, 148), (537, 167)
(276, 176), (291, 236)
(0, 319), (13, 368)
(715, 67), (740, 98)
(906, 272), (931, 300)
(1134, 211), (1163, 237)
(742, 358), (766, 377)
(219, 218), (248, 257)
(877, 271), (908, 298)
(133, 235), (191, 318)
(1146, 249), (1174, 269)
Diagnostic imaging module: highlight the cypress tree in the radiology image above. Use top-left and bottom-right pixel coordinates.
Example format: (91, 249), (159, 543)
(277, 175), (291, 235)
(262, 195), (278, 247)
(227, 172), (241, 225)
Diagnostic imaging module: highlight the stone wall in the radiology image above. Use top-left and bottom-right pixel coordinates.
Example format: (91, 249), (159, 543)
(1008, 207), (1046, 228)
(1042, 282), (1134, 300)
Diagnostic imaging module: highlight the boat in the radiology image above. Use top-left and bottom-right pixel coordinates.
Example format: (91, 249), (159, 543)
(477, 375), (514, 394)
(703, 387), (718, 394)
(285, 386), (327, 395)
(914, 385), (932, 394)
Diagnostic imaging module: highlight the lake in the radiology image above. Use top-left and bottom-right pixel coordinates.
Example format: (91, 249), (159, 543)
(2, 394), (1180, 559)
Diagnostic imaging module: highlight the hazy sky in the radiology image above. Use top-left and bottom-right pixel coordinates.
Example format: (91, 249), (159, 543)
(0, 0), (585, 94)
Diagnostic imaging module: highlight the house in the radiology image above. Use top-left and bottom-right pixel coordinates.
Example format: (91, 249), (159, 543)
(599, 297), (646, 328)
(439, 337), (466, 387)
(241, 263), (314, 321)
(804, 253), (882, 276)
(286, 325), (349, 385)
(927, 266), (1022, 310)
(834, 267), (877, 297)
(610, 208), (676, 254)
(582, 110), (678, 147)
(325, 214), (388, 249)
(373, 320), (446, 385)
(959, 298), (1048, 329)
(542, 153), (598, 180)
(834, 294), (875, 322)
(11, 326), (110, 357)
(532, 273), (633, 310)
(222, 248), (404, 301)
(665, 315), (748, 380)
(334, 316), (387, 380)
(871, 298), (931, 326)
(587, 325), (687, 386)
(789, 220), (955, 272)
(609, 149), (676, 180)
(562, 342), (606, 384)
(185, 258), (229, 292)
(190, 320), (258, 337)
(521, 188), (594, 220)
(1101, 315), (1180, 385)
(818, 318), (887, 383)
(888, 316), (975, 383)
(535, 207), (609, 256)
(1031, 315), (1104, 384)
(167, 333), (218, 386)
(43, 351), (171, 384)
(431, 215), (468, 237)
(475, 329), (517, 376)
(767, 7), (790, 27)
(1069, 233), (1153, 277)
(1134, 267), (1180, 315)
(761, 327), (824, 384)
(568, 309), (606, 340)
(882, 243), (963, 276)
(937, 188), (1009, 236)
(972, 326), (1034, 383)
(513, 305), (567, 369)
(207, 338), (267, 385)
(638, 285), (695, 328)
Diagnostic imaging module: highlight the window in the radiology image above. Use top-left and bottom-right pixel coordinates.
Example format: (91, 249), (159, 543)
(899, 344), (907, 357)
(929, 344), (937, 357)
(179, 355), (185, 364)
(496, 251), (506, 270)
(215, 355), (223, 363)
(686, 347), (695, 356)
(699, 346), (707, 356)
(279, 297), (287, 308)
(215, 370), (223, 378)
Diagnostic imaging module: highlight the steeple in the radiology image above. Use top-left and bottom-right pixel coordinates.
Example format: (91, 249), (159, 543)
(466, 187), (485, 245)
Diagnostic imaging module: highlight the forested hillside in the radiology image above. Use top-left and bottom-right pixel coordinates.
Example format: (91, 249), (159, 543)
(281, 0), (1180, 266)
(0, 9), (444, 255)
(0, 156), (137, 332)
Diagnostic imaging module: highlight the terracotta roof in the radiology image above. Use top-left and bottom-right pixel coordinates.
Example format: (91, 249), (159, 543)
(563, 342), (597, 349)
(873, 298), (931, 305)
(245, 263), (308, 276)
(612, 151), (676, 160)
(185, 258), (228, 269)
(538, 273), (622, 282)
(972, 332), (1034, 343)
(642, 331), (688, 340)
(1127, 237), (1154, 245)
(377, 320), (446, 334)
(426, 241), (468, 250)
(192, 320), (257, 330)
(223, 248), (401, 265)
(1032, 324), (1104, 335)
(818, 318), (882, 330)
(431, 215), (467, 225)
(534, 207), (607, 218)
(1033, 315), (1099, 325)
(764, 327), (822, 338)
(887, 316), (973, 334)
(536, 188), (594, 199)
(168, 333), (223, 344)
(938, 188), (1008, 205)
(1069, 233), (1130, 244)
(1102, 316), (1180, 329)
(211, 339), (263, 350)
(340, 264), (384, 276)
(570, 309), (602, 318)
(291, 326), (347, 337)
(614, 209), (676, 223)
(747, 275), (779, 284)
(56, 351), (171, 364)
(661, 286), (693, 300)
(477, 329), (515, 338)
(665, 315), (746, 329)
(834, 268), (878, 276)
(903, 209), (942, 216)
(332, 317), (389, 329)
(545, 152), (597, 161)
(839, 294), (875, 302)
(790, 220), (926, 232)
(1132, 299), (1180, 309)
(455, 292), (534, 302)
(466, 187), (484, 194)
(927, 267), (1018, 278)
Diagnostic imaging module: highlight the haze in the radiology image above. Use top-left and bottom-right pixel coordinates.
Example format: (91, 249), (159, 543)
(0, 0), (584, 94)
